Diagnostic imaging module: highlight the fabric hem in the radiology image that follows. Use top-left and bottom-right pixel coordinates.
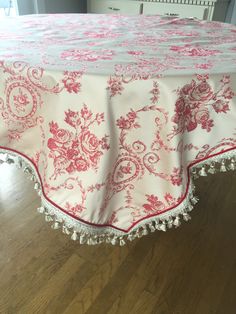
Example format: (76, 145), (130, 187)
(0, 148), (235, 246)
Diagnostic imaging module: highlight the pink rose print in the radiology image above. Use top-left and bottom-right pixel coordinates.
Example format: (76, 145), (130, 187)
(143, 194), (166, 213)
(212, 100), (230, 113)
(170, 167), (183, 186)
(220, 75), (230, 84)
(64, 109), (82, 128)
(195, 62), (213, 70)
(195, 108), (213, 132)
(64, 202), (85, 216)
(61, 49), (115, 62)
(81, 131), (100, 154)
(116, 162), (132, 180)
(74, 157), (89, 172)
(107, 76), (124, 97)
(49, 124), (72, 144)
(84, 30), (120, 39)
(13, 88), (30, 113)
(127, 51), (144, 56)
(170, 44), (220, 57)
(62, 71), (83, 93)
(169, 76), (233, 138)
(48, 104), (109, 179)
(223, 87), (235, 99)
(116, 110), (139, 130)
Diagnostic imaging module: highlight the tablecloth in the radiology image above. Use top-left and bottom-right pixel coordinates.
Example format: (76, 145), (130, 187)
(0, 14), (236, 245)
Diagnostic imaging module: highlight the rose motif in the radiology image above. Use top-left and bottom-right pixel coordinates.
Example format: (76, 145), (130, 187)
(75, 157), (89, 172)
(127, 51), (144, 56)
(116, 117), (132, 129)
(47, 138), (58, 150)
(175, 98), (186, 113)
(112, 157), (140, 185)
(180, 82), (194, 97)
(170, 76), (232, 138)
(66, 162), (74, 173)
(186, 119), (197, 132)
(66, 148), (79, 160)
(63, 78), (81, 93)
(61, 49), (114, 62)
(127, 111), (137, 121)
(14, 93), (29, 106)
(48, 106), (109, 178)
(143, 194), (166, 213)
(54, 128), (72, 143)
(170, 168), (182, 186)
(90, 151), (102, 164)
(80, 131), (100, 154)
(212, 100), (229, 113)
(108, 76), (123, 97)
(190, 81), (213, 102)
(195, 108), (210, 124)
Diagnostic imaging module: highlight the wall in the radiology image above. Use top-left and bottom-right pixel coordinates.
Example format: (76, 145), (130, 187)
(16, 0), (86, 15)
(16, 0), (35, 14)
(225, 0), (236, 23)
(42, 0), (86, 13)
(230, 0), (236, 23)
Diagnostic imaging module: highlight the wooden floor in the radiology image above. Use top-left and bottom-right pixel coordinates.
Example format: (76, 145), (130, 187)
(0, 163), (236, 314)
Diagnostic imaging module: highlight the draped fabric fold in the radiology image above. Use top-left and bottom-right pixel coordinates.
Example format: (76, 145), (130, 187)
(0, 14), (236, 245)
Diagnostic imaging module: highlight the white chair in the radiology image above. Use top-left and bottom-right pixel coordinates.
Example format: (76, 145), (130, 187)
(0, 0), (12, 16)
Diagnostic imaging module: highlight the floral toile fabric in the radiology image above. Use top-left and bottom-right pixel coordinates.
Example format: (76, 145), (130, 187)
(0, 14), (236, 245)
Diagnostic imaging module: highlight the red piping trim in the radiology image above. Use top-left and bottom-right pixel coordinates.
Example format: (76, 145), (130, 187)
(1, 145), (236, 233)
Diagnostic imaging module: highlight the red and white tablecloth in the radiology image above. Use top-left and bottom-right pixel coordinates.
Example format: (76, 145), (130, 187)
(0, 14), (236, 245)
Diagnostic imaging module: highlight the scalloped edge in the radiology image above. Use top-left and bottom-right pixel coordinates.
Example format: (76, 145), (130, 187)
(0, 148), (235, 246)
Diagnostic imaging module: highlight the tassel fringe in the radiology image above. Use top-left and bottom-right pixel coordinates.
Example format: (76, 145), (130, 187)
(1, 149), (236, 246)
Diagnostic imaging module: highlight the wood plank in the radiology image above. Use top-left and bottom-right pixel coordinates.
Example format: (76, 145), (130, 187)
(0, 164), (236, 313)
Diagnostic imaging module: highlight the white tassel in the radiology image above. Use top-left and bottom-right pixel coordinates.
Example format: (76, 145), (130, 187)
(142, 226), (149, 235)
(18, 157), (23, 168)
(45, 215), (54, 222)
(191, 168), (199, 179)
(23, 167), (31, 174)
(220, 160), (227, 172)
(191, 196), (199, 205)
(71, 231), (78, 241)
(51, 221), (60, 230)
(173, 216), (181, 227)
(148, 222), (156, 232)
(187, 203), (194, 212)
(106, 236), (112, 243)
(34, 182), (41, 190)
(62, 225), (71, 235)
(136, 229), (143, 238)
(208, 162), (216, 174)
(98, 237), (104, 244)
(159, 222), (167, 232)
(154, 220), (160, 230)
(80, 234), (87, 244)
(30, 175), (36, 181)
(6, 157), (14, 164)
(199, 165), (207, 176)
(127, 233), (135, 241)
(119, 237), (126, 246)
(183, 212), (191, 221)
(37, 206), (45, 214)
(229, 159), (236, 171)
(111, 236), (118, 245)
(167, 218), (173, 229)
(93, 236), (99, 245)
(87, 238), (92, 245)
(87, 237), (94, 245)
